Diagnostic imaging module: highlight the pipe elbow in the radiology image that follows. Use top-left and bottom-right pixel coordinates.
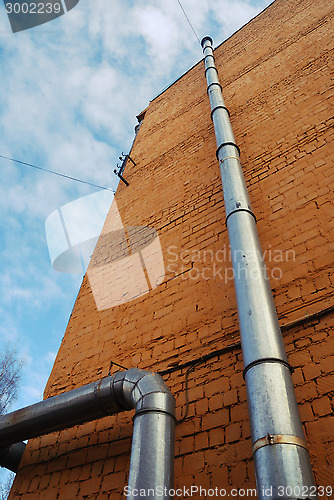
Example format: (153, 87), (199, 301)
(112, 368), (175, 419)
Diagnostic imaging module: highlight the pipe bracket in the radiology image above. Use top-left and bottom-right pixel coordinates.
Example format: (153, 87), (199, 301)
(252, 434), (308, 455)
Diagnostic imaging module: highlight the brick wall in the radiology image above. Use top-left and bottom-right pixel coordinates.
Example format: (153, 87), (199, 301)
(9, 0), (334, 497)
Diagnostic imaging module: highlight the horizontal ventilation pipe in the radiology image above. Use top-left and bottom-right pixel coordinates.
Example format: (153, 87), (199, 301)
(201, 37), (317, 499)
(0, 368), (175, 500)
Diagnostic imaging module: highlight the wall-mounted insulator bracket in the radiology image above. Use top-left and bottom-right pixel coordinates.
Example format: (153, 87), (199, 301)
(114, 168), (129, 187)
(120, 153), (136, 167)
(113, 152), (136, 187)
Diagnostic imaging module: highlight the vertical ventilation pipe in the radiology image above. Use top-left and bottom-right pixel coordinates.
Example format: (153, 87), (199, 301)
(201, 37), (317, 499)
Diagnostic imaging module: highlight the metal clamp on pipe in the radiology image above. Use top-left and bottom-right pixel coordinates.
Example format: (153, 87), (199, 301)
(252, 434), (309, 455)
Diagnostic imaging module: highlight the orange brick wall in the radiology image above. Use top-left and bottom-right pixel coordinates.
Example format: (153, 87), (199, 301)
(9, 0), (334, 498)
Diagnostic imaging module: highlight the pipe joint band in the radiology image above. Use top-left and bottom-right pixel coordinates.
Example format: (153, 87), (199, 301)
(206, 53), (215, 61)
(243, 358), (294, 379)
(211, 105), (230, 120)
(216, 142), (240, 159)
(205, 65), (218, 77)
(207, 82), (223, 94)
(201, 36), (213, 49)
(252, 434), (308, 455)
(134, 408), (177, 422)
(225, 208), (256, 226)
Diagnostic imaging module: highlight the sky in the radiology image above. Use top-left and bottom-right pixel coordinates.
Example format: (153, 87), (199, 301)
(0, 0), (273, 485)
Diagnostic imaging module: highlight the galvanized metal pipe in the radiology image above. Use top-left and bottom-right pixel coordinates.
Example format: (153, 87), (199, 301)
(0, 368), (175, 499)
(0, 442), (26, 473)
(201, 36), (316, 499)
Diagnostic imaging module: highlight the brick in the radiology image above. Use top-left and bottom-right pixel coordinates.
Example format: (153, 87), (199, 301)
(79, 479), (101, 497)
(183, 452), (205, 474)
(230, 402), (249, 423)
(234, 439), (252, 462)
(295, 380), (318, 402)
(305, 415), (334, 444)
(242, 420), (251, 439)
(292, 367), (304, 385)
(79, 463), (92, 481)
(312, 396), (332, 417)
(48, 472), (61, 488)
(311, 341), (334, 363)
(211, 466), (229, 488)
(295, 337), (312, 348)
(230, 371), (244, 389)
(194, 432), (209, 451)
(298, 402), (314, 422)
(205, 378), (229, 399)
(238, 385), (247, 403)
(46, 457), (68, 474)
(60, 482), (80, 500)
(196, 398), (209, 415)
(37, 487), (59, 500)
(179, 435), (194, 455)
(188, 385), (204, 403)
(66, 450), (88, 469)
(230, 461), (247, 486)
(223, 389), (238, 406)
(195, 470), (211, 490)
(202, 409), (229, 431)
(68, 467), (81, 483)
(89, 443), (109, 462)
(27, 476), (40, 493)
(101, 471), (127, 492)
(209, 427), (224, 447)
(175, 473), (194, 492)
(226, 423), (241, 443)
(320, 355), (334, 374)
(176, 417), (201, 437)
(91, 460), (105, 478)
(209, 393), (224, 411)
(302, 363), (322, 381)
(38, 474), (52, 491)
(114, 454), (130, 473)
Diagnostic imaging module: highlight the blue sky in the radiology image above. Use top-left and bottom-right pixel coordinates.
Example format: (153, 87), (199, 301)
(0, 0), (273, 483)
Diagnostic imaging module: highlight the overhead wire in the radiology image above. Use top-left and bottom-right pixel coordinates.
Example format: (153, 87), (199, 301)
(0, 154), (116, 193)
(175, 0), (201, 45)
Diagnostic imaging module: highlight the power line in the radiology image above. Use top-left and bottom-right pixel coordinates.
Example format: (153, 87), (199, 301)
(176, 0), (201, 45)
(0, 154), (116, 193)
